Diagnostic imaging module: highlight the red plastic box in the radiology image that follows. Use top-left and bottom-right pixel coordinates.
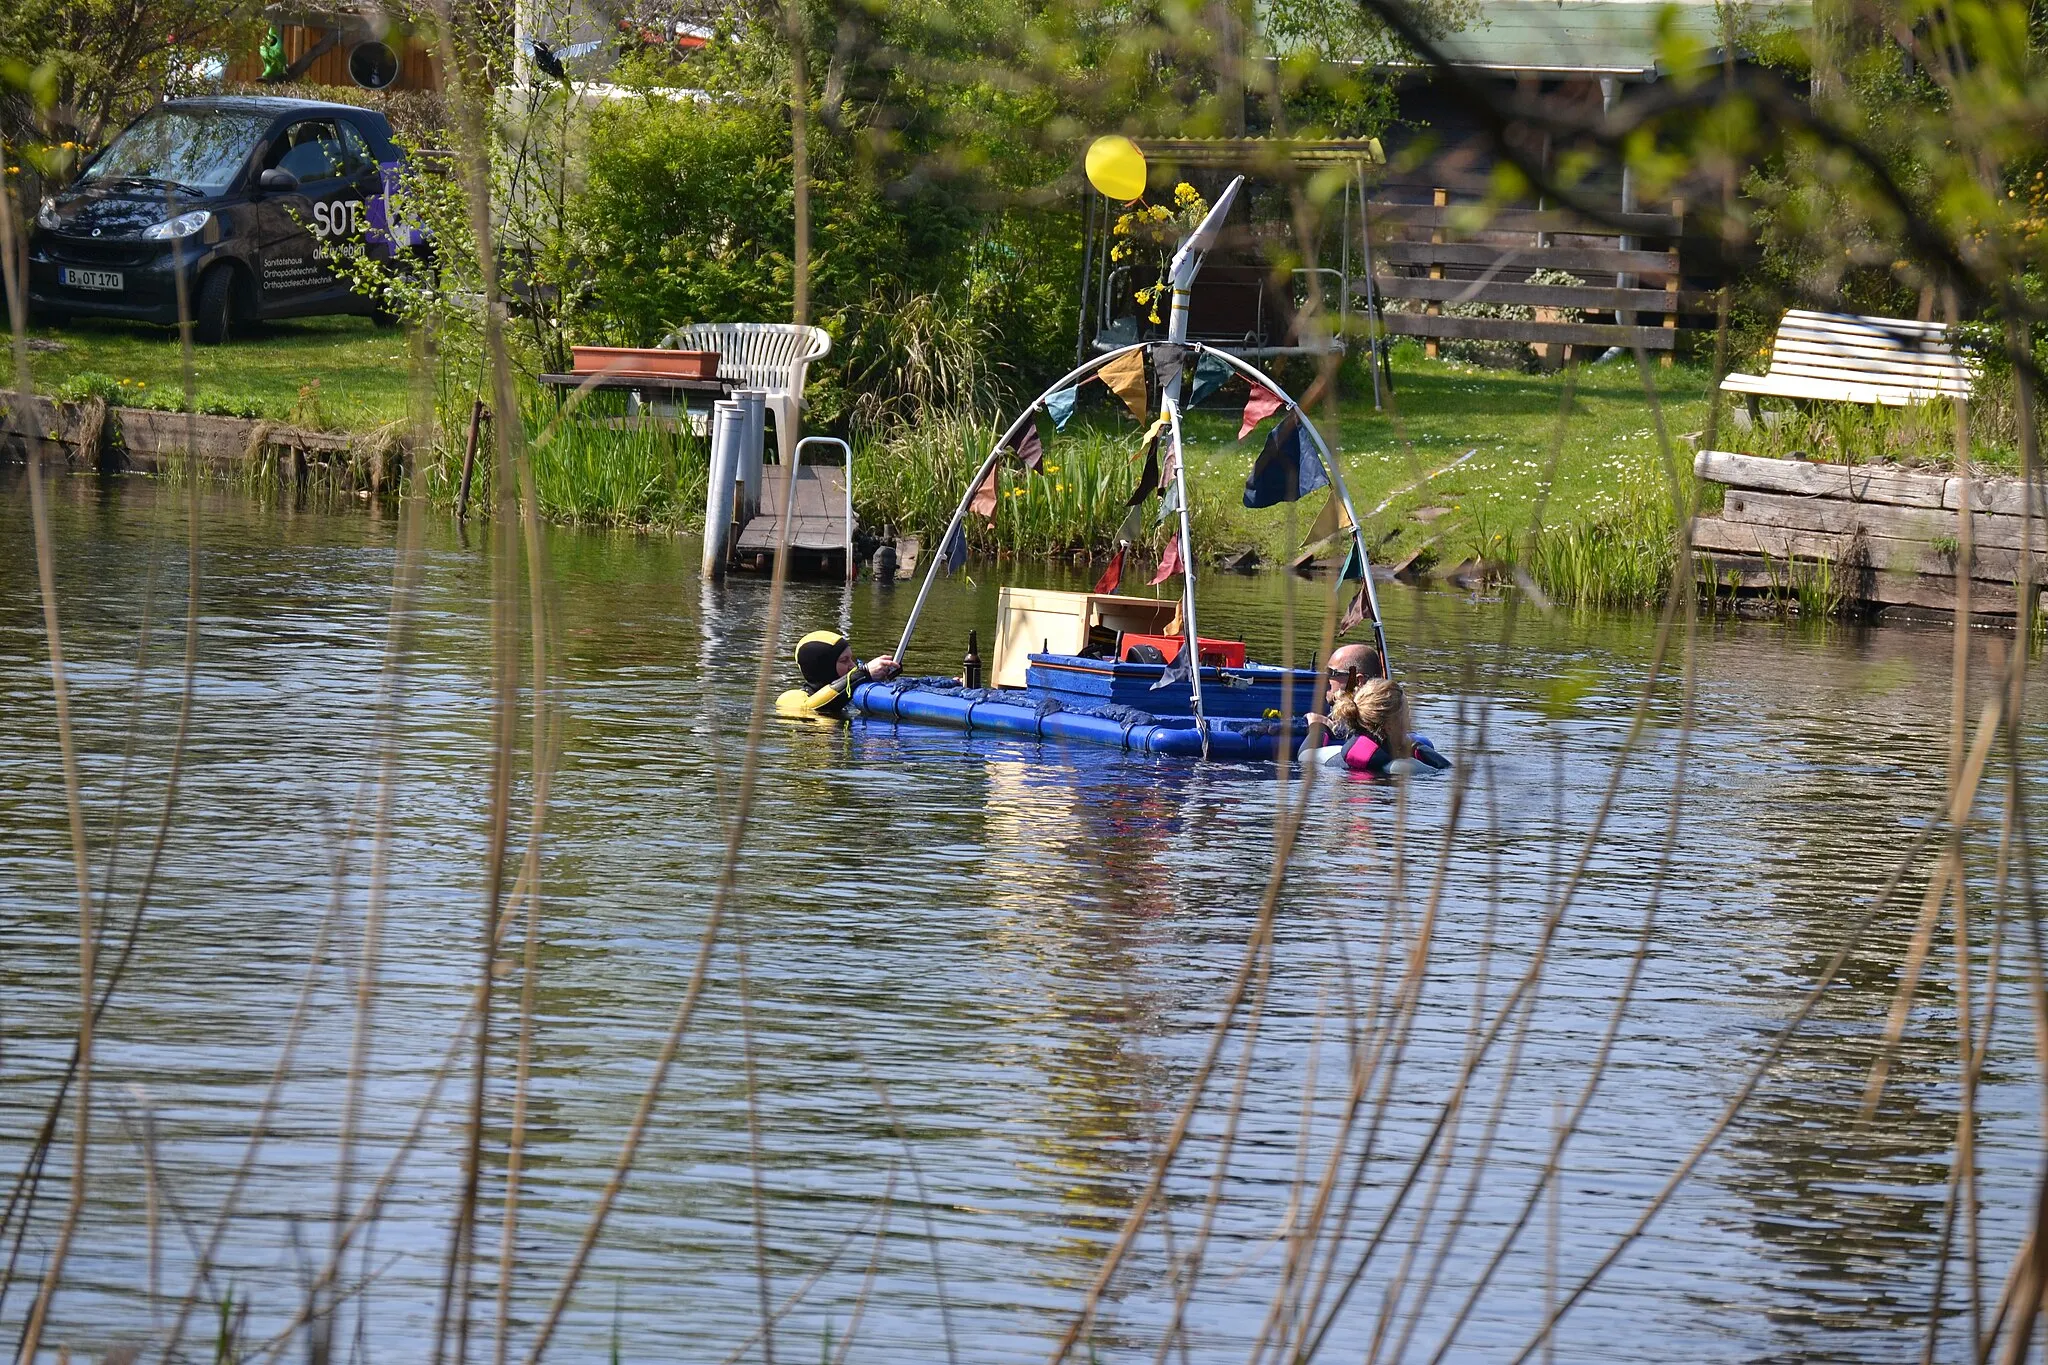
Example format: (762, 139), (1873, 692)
(1120, 633), (1247, 669)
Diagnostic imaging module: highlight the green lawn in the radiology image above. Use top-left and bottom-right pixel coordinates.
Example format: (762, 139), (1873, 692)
(25, 314), (414, 432)
(1181, 346), (1715, 570)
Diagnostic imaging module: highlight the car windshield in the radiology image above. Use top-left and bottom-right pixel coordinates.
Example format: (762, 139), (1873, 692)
(77, 109), (272, 196)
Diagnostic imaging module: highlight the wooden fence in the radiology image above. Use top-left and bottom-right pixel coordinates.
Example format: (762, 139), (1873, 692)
(1361, 191), (1687, 363)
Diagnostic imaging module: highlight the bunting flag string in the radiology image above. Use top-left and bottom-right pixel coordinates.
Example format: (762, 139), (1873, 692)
(1096, 349), (1148, 422)
(1149, 528), (1183, 586)
(1093, 545), (1126, 595)
(1045, 386), (1077, 431)
(1340, 580), (1371, 635)
(1006, 417), (1044, 471)
(1243, 415), (1330, 509)
(1238, 384), (1284, 440)
(1301, 490), (1354, 548)
(970, 463), (999, 519)
(1188, 353), (1232, 408)
(942, 520), (968, 575)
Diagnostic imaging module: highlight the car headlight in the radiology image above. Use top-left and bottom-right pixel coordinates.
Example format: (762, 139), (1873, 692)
(36, 199), (59, 231)
(141, 210), (212, 241)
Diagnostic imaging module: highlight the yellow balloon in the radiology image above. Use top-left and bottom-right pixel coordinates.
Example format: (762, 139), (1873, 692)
(1085, 135), (1148, 202)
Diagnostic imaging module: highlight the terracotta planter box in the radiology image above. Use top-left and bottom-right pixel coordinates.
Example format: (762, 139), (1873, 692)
(570, 346), (719, 379)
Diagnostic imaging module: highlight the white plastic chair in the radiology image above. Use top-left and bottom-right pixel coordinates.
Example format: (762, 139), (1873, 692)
(659, 322), (833, 464)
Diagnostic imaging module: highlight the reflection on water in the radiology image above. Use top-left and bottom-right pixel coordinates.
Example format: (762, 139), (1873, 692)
(1, 473), (2041, 1362)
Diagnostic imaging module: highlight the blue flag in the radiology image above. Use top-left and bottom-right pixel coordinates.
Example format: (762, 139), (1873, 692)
(1045, 386), (1077, 431)
(942, 520), (968, 575)
(1243, 417), (1330, 509)
(1188, 353), (1232, 407)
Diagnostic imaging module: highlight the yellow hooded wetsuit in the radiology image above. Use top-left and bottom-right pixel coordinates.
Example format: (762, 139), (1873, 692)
(776, 629), (870, 718)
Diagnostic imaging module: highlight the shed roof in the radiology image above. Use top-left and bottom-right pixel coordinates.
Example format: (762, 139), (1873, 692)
(1426, 0), (1809, 78)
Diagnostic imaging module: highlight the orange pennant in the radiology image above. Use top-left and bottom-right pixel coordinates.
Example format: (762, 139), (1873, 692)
(1096, 349), (1148, 422)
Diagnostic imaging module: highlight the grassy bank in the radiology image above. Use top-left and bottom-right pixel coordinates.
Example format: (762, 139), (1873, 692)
(25, 316), (1728, 605)
(860, 346), (1717, 607)
(27, 315), (414, 430)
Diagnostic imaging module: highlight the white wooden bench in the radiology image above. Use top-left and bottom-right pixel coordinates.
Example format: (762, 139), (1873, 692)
(1721, 309), (1978, 415)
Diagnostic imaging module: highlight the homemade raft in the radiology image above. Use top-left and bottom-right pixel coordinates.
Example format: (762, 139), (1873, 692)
(852, 171), (1437, 767)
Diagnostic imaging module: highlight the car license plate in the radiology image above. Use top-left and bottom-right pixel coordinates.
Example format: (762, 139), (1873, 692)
(60, 267), (122, 291)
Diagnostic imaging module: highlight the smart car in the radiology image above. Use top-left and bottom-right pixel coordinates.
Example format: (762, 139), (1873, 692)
(28, 95), (423, 343)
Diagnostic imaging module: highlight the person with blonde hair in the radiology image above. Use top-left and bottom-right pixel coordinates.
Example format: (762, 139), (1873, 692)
(1332, 677), (1450, 775)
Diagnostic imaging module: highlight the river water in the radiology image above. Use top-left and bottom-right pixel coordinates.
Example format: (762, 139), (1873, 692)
(2, 474), (2042, 1363)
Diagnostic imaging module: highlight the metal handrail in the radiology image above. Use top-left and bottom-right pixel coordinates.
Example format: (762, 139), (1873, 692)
(792, 435), (855, 583)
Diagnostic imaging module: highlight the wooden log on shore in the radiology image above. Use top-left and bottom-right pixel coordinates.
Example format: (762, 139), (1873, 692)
(1717, 488), (2048, 555)
(1693, 551), (2035, 616)
(1694, 449), (1950, 507)
(1693, 449), (2048, 616)
(0, 389), (401, 489)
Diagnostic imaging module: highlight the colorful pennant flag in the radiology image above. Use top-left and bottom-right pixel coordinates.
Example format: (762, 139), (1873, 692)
(1128, 421), (1167, 507)
(1006, 417), (1044, 471)
(1045, 386), (1077, 431)
(1153, 343), (1188, 399)
(1340, 581), (1371, 635)
(1303, 491), (1354, 548)
(1238, 384), (1284, 440)
(942, 520), (968, 575)
(1188, 353), (1232, 407)
(1093, 546), (1126, 595)
(1115, 502), (1145, 545)
(1149, 529), (1183, 586)
(1150, 634), (1193, 691)
(1096, 349), (1148, 422)
(970, 463), (999, 519)
(1243, 416), (1330, 509)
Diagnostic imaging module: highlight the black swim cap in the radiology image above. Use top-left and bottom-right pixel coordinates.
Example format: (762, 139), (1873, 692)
(795, 630), (849, 688)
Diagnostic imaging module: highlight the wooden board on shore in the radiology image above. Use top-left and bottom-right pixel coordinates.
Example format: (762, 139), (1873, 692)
(1693, 449), (2048, 615)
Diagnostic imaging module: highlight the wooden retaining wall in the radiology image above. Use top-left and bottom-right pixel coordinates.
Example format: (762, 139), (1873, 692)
(1692, 450), (2047, 616)
(0, 390), (406, 492)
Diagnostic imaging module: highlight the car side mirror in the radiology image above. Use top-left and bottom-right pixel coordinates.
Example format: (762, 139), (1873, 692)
(258, 168), (299, 194)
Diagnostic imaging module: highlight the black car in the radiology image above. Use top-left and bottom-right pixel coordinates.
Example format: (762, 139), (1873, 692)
(29, 96), (424, 343)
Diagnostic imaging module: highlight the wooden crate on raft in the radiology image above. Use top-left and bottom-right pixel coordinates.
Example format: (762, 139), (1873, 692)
(1363, 189), (1689, 365)
(1691, 449), (2048, 617)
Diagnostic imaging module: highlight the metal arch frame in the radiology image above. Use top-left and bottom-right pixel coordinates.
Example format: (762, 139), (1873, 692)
(1180, 341), (1391, 676)
(792, 435), (856, 583)
(890, 338), (1390, 679)
(893, 341), (1148, 663)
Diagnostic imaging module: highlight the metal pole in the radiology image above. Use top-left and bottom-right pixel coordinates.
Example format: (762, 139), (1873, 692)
(1075, 192), (1097, 368)
(1358, 164), (1384, 411)
(735, 389), (766, 524)
(702, 399), (742, 580)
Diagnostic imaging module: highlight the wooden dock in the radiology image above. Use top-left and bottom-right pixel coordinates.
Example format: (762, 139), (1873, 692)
(1692, 449), (2047, 616)
(729, 461), (855, 577)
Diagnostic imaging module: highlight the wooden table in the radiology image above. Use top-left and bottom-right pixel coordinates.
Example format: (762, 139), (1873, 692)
(537, 372), (735, 426)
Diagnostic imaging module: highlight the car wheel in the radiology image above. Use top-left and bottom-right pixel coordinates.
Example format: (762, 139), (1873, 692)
(192, 266), (240, 345)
